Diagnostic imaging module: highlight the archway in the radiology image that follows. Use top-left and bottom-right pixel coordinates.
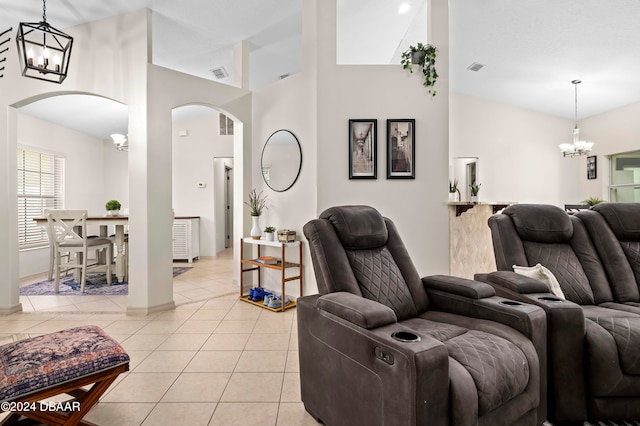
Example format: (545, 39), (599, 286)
(13, 92), (129, 308)
(171, 104), (236, 258)
(0, 9), (253, 315)
(167, 100), (248, 262)
(13, 95), (249, 312)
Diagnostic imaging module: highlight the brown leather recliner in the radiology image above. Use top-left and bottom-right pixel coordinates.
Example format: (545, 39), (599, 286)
(479, 203), (640, 422)
(299, 205), (546, 426)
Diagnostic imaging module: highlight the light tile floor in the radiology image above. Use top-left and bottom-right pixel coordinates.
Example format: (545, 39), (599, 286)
(18, 249), (238, 314)
(1, 250), (317, 425)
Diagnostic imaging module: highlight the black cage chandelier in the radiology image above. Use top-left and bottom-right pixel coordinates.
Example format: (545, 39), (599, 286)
(16, 0), (73, 84)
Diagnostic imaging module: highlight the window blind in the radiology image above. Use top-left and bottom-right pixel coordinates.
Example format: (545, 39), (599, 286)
(17, 148), (65, 248)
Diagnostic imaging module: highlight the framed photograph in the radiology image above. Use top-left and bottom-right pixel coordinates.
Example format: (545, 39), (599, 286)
(349, 119), (377, 179)
(387, 119), (415, 179)
(587, 155), (597, 180)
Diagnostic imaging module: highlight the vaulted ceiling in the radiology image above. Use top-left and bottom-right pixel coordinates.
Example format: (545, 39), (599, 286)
(3, 0), (640, 138)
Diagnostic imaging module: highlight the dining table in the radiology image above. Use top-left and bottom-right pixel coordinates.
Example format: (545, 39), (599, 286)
(34, 215), (128, 283)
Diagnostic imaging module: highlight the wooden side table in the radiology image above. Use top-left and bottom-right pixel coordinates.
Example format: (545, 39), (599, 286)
(239, 238), (303, 312)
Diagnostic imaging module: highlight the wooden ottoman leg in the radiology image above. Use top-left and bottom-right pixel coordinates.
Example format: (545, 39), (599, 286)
(0, 326), (130, 426)
(2, 364), (128, 426)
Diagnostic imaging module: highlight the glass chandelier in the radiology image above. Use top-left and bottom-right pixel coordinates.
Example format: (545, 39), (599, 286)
(559, 80), (594, 157)
(111, 134), (128, 152)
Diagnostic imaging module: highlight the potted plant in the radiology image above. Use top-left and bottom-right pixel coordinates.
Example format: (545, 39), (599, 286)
(583, 196), (604, 206)
(469, 182), (481, 203)
(264, 226), (276, 242)
(449, 179), (460, 202)
(105, 199), (122, 216)
(245, 189), (268, 239)
(400, 42), (439, 96)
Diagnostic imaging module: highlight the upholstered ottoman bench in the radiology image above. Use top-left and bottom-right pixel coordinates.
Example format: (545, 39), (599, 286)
(0, 325), (129, 426)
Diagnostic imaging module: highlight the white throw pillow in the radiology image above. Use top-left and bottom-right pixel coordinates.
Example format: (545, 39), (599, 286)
(513, 263), (565, 299)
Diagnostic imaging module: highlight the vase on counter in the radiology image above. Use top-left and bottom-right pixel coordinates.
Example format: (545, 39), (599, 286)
(470, 196), (478, 203)
(250, 216), (262, 239)
(448, 192), (457, 202)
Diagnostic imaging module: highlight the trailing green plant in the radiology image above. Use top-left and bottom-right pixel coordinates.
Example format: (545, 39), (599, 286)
(264, 226), (276, 233)
(245, 188), (268, 216)
(400, 42), (439, 96)
(470, 182), (481, 196)
(105, 199), (121, 211)
(583, 196), (604, 206)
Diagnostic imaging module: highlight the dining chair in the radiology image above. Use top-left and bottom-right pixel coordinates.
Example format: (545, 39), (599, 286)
(47, 240), (68, 281)
(45, 209), (113, 293)
(46, 237), (99, 281)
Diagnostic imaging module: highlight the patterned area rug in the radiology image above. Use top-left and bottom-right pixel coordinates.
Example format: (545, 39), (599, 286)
(20, 267), (191, 296)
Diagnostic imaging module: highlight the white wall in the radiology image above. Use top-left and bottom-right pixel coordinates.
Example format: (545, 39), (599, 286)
(18, 114), (108, 213)
(1, 9), (253, 314)
(172, 109), (234, 256)
(450, 92), (580, 207)
(577, 101), (640, 200)
(251, 0), (450, 298)
(0, 9), (154, 313)
(18, 114), (108, 278)
(19, 106), (239, 277)
(252, 73), (316, 295)
(316, 0), (450, 278)
(102, 140), (129, 209)
(100, 108), (238, 259)
(144, 65), (253, 300)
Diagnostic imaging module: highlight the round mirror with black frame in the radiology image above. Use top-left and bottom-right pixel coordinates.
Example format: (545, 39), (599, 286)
(261, 130), (302, 192)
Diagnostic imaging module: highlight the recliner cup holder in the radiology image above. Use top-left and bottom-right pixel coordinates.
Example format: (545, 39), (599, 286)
(499, 300), (523, 307)
(538, 296), (563, 302)
(391, 331), (421, 343)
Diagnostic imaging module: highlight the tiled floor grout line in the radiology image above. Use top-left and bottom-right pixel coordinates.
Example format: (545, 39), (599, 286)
(147, 301), (227, 423)
(275, 374), (287, 426)
(3, 250), (317, 425)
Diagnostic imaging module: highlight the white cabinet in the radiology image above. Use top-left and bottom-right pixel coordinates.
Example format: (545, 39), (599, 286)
(173, 217), (200, 262)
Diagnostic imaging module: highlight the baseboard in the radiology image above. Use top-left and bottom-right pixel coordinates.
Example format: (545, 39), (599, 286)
(0, 303), (23, 316)
(126, 300), (176, 316)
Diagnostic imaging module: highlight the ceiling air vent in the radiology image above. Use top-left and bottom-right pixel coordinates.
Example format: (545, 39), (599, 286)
(279, 73), (290, 80)
(466, 62), (485, 72)
(210, 67), (229, 79)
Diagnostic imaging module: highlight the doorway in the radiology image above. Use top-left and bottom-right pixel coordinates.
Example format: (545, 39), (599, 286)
(213, 157), (234, 253)
(451, 157), (479, 202)
(225, 165), (233, 248)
